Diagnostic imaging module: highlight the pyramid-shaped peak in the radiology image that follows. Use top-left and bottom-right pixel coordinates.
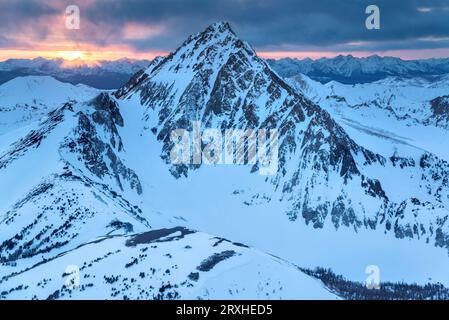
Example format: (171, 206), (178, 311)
(204, 21), (235, 36)
(164, 20), (255, 68)
(129, 20), (257, 88)
(173, 21), (241, 56)
(189, 21), (239, 45)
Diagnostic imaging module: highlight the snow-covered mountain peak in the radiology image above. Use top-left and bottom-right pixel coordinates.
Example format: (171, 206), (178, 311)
(181, 21), (238, 47)
(204, 21), (236, 36)
(144, 21), (254, 77)
(115, 22), (449, 261)
(119, 21), (267, 115)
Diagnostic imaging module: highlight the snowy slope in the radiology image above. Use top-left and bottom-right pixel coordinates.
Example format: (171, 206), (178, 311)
(0, 93), (148, 272)
(0, 76), (99, 135)
(0, 227), (337, 300)
(0, 87), (336, 299)
(286, 74), (449, 160)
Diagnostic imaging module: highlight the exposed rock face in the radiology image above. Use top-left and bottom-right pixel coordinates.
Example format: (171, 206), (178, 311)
(61, 93), (142, 195)
(114, 70), (149, 99)
(0, 173), (147, 264)
(429, 95), (449, 128)
(0, 91), (145, 271)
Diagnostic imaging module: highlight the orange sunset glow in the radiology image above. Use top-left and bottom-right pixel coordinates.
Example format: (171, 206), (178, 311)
(0, 47), (168, 63)
(0, 1), (167, 63)
(4, 47), (449, 64)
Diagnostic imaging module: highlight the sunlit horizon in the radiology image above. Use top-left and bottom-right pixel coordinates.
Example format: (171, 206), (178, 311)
(2, 47), (449, 65)
(0, 48), (167, 63)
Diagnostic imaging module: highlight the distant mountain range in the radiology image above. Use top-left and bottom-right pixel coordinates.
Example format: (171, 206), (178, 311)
(2, 54), (449, 91)
(2, 54), (449, 90)
(267, 55), (449, 84)
(0, 57), (150, 89)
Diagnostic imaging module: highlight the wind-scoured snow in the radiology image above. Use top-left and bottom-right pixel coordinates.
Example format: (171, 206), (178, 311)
(0, 76), (99, 135)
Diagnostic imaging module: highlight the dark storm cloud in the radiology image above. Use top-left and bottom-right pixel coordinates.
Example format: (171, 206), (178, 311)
(82, 0), (449, 51)
(1, 0), (449, 52)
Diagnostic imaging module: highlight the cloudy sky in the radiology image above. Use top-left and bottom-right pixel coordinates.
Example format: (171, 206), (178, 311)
(1, 0), (449, 61)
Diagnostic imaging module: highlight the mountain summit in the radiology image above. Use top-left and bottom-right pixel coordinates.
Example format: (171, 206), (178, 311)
(115, 21), (449, 250)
